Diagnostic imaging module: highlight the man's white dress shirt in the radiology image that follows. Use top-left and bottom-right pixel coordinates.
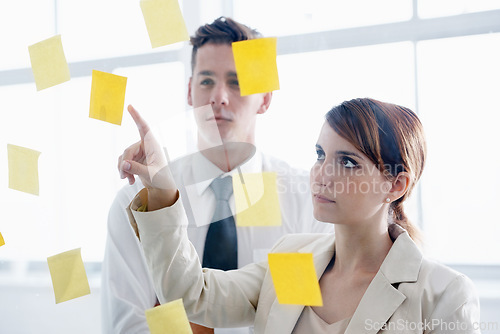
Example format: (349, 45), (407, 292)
(101, 150), (334, 333)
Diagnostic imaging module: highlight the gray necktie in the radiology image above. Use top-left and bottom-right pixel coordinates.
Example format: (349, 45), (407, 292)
(202, 176), (238, 270)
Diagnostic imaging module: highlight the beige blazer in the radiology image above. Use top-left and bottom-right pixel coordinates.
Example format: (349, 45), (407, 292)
(131, 193), (481, 334)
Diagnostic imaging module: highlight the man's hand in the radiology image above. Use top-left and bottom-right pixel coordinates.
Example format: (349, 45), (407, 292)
(118, 105), (178, 209)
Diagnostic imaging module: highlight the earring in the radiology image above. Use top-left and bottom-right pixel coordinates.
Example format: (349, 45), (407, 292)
(385, 198), (391, 203)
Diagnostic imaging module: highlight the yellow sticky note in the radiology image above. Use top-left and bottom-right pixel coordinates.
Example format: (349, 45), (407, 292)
(47, 248), (91, 304)
(145, 298), (193, 334)
(232, 37), (280, 96)
(268, 253), (323, 306)
(89, 70), (127, 125)
(7, 144), (41, 196)
(0, 232), (5, 247)
(140, 0), (189, 48)
(233, 172), (282, 226)
(28, 35), (70, 91)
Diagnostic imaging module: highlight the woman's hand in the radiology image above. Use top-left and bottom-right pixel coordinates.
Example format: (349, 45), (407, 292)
(118, 105), (178, 209)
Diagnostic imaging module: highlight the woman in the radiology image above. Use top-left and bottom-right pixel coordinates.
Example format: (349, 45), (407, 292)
(119, 98), (480, 333)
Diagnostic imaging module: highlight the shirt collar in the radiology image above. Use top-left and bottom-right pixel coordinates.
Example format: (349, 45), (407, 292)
(191, 148), (263, 196)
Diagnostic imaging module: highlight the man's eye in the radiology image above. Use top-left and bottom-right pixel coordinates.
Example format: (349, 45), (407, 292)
(340, 156), (357, 168)
(316, 150), (325, 161)
(200, 78), (214, 86)
(228, 80), (239, 87)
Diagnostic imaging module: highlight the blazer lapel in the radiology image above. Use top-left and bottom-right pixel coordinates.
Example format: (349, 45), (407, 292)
(265, 302), (303, 334)
(345, 271), (406, 333)
(264, 241), (335, 334)
(346, 226), (423, 334)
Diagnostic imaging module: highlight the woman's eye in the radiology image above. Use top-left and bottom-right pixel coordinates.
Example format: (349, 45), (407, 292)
(340, 156), (357, 168)
(316, 150), (325, 161)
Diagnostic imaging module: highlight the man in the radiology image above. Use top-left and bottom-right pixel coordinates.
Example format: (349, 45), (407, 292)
(101, 17), (333, 334)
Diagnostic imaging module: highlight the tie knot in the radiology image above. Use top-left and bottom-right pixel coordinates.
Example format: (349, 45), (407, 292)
(210, 176), (233, 201)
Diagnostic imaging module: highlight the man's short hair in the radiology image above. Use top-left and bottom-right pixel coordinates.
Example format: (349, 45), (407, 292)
(190, 16), (262, 71)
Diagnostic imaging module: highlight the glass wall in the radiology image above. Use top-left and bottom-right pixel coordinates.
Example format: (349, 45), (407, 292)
(1, 0), (499, 332)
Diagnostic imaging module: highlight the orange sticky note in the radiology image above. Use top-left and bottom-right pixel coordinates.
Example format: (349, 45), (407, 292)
(0, 232), (4, 247)
(140, 0), (189, 48)
(233, 172), (282, 226)
(145, 298), (193, 334)
(7, 144), (41, 196)
(268, 253), (323, 306)
(89, 70), (127, 125)
(28, 35), (70, 91)
(47, 248), (91, 304)
(232, 37), (280, 96)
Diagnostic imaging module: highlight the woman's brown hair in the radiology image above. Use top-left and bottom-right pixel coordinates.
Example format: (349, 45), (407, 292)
(325, 98), (427, 241)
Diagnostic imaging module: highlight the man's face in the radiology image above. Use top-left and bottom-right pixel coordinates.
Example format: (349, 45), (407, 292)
(188, 43), (271, 148)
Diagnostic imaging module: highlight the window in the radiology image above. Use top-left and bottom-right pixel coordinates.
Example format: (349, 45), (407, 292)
(234, 0), (413, 36)
(417, 33), (500, 264)
(58, 0), (183, 62)
(0, 0), (55, 70)
(419, 0), (500, 18)
(2, 0), (500, 332)
(0, 2), (187, 331)
(257, 42), (415, 171)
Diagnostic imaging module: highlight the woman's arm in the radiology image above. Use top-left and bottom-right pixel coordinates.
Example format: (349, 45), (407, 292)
(428, 274), (481, 334)
(131, 190), (266, 327)
(120, 105), (266, 328)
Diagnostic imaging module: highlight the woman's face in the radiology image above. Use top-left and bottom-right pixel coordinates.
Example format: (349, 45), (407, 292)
(310, 122), (392, 225)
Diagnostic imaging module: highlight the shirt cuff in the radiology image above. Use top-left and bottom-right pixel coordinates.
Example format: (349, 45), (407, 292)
(127, 188), (185, 239)
(126, 188), (149, 239)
